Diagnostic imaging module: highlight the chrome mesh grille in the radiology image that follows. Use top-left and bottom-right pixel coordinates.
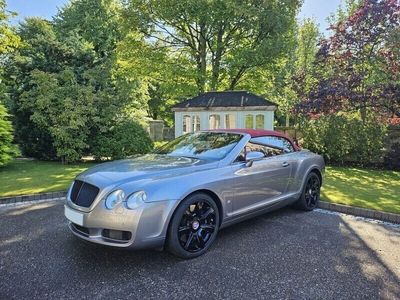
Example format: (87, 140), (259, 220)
(70, 180), (99, 208)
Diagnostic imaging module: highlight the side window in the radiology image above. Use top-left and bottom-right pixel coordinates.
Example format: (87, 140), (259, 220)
(250, 136), (294, 153)
(234, 135), (294, 163)
(246, 142), (284, 157)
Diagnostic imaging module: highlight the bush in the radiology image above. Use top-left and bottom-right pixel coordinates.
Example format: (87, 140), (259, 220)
(300, 115), (386, 166)
(384, 142), (400, 170)
(0, 103), (19, 166)
(92, 120), (153, 160)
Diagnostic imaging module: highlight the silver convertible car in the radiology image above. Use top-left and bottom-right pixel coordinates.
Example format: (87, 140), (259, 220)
(65, 129), (324, 258)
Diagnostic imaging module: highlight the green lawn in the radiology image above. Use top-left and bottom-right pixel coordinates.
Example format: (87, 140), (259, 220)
(0, 160), (95, 197)
(321, 166), (400, 214)
(0, 160), (399, 214)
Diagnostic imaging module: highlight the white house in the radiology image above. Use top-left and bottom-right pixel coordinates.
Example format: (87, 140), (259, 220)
(172, 91), (277, 137)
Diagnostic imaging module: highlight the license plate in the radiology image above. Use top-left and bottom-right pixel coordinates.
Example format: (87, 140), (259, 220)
(64, 205), (84, 226)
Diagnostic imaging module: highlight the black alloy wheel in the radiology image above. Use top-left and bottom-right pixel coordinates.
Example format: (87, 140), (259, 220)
(294, 172), (321, 211)
(167, 193), (219, 258)
(304, 174), (320, 209)
(178, 201), (216, 252)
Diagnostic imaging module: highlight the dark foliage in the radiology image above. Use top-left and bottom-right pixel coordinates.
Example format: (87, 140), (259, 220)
(296, 0), (400, 118)
(91, 120), (153, 160)
(300, 114), (386, 166)
(384, 142), (400, 170)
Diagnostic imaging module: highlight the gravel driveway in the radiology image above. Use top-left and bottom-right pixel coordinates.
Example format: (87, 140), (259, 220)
(1, 200), (399, 299)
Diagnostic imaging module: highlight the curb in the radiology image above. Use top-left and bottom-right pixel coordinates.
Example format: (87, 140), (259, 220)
(0, 191), (67, 205)
(318, 201), (400, 224)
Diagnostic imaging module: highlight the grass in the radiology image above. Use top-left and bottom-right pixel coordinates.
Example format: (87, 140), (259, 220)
(0, 160), (95, 197)
(321, 166), (400, 214)
(0, 160), (399, 214)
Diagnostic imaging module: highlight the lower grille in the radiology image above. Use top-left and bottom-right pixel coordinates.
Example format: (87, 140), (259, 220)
(102, 229), (132, 241)
(70, 180), (99, 208)
(72, 224), (90, 236)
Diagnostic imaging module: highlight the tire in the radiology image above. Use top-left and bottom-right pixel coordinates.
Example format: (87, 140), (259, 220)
(167, 192), (220, 259)
(294, 172), (321, 211)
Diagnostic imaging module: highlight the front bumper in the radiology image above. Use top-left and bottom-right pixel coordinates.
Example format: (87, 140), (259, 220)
(65, 198), (179, 249)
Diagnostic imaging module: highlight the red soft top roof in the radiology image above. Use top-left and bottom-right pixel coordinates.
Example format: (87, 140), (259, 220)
(208, 129), (300, 151)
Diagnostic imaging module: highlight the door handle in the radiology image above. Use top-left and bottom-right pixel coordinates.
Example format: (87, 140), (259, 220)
(282, 162), (289, 167)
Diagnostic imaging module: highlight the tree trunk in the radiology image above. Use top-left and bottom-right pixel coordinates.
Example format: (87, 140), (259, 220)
(229, 67), (246, 90)
(196, 23), (207, 94)
(210, 25), (224, 90)
(360, 107), (367, 122)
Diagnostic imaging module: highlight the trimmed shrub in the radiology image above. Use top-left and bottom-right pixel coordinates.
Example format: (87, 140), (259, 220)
(300, 115), (386, 166)
(92, 120), (153, 160)
(0, 103), (19, 166)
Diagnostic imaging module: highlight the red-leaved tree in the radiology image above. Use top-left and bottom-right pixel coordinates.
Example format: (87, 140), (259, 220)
(297, 0), (400, 120)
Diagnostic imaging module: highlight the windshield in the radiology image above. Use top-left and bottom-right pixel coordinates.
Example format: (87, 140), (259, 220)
(155, 132), (243, 160)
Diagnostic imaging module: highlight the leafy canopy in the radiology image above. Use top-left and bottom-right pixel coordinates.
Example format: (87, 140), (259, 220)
(124, 0), (301, 93)
(297, 0), (400, 119)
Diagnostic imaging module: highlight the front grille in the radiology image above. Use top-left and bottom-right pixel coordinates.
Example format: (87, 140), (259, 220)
(70, 180), (99, 208)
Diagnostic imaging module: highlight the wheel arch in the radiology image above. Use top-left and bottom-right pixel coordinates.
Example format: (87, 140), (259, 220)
(191, 189), (224, 226)
(309, 168), (323, 185)
(167, 189), (224, 233)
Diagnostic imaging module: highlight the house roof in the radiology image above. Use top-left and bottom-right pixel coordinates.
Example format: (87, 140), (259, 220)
(172, 91), (277, 111)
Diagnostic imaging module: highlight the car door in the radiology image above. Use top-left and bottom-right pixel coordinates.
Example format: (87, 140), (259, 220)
(231, 139), (293, 215)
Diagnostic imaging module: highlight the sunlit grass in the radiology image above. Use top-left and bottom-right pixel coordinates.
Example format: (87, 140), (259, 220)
(0, 160), (399, 214)
(0, 160), (95, 197)
(321, 166), (400, 214)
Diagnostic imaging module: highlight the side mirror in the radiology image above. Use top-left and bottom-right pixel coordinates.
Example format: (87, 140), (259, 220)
(245, 151), (264, 167)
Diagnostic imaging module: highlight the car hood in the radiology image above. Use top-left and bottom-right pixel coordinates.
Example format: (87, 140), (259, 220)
(76, 154), (217, 188)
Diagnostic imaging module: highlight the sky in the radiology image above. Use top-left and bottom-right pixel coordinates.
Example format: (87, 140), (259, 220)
(6, 0), (344, 33)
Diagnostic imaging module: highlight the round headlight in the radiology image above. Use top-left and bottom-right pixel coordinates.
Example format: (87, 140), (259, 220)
(105, 190), (125, 210)
(126, 191), (147, 210)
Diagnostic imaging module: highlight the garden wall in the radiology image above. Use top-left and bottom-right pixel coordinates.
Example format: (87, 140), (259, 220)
(148, 120), (174, 141)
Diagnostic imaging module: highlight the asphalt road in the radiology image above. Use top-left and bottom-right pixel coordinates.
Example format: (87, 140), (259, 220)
(1, 200), (399, 300)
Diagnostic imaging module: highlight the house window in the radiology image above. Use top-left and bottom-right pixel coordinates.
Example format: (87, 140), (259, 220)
(209, 114), (221, 129)
(192, 115), (200, 132)
(225, 114), (236, 129)
(183, 115), (191, 134)
(245, 114), (254, 129)
(256, 114), (264, 129)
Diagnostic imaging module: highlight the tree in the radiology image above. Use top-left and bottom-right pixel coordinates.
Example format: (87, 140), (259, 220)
(5, 0), (152, 162)
(4, 18), (91, 159)
(54, 0), (122, 57)
(261, 18), (320, 126)
(0, 101), (18, 166)
(0, 0), (20, 166)
(124, 0), (300, 93)
(297, 0), (400, 119)
(19, 69), (97, 163)
(0, 0), (20, 54)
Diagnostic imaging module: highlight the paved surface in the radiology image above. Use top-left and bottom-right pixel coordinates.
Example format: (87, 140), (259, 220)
(1, 200), (399, 300)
